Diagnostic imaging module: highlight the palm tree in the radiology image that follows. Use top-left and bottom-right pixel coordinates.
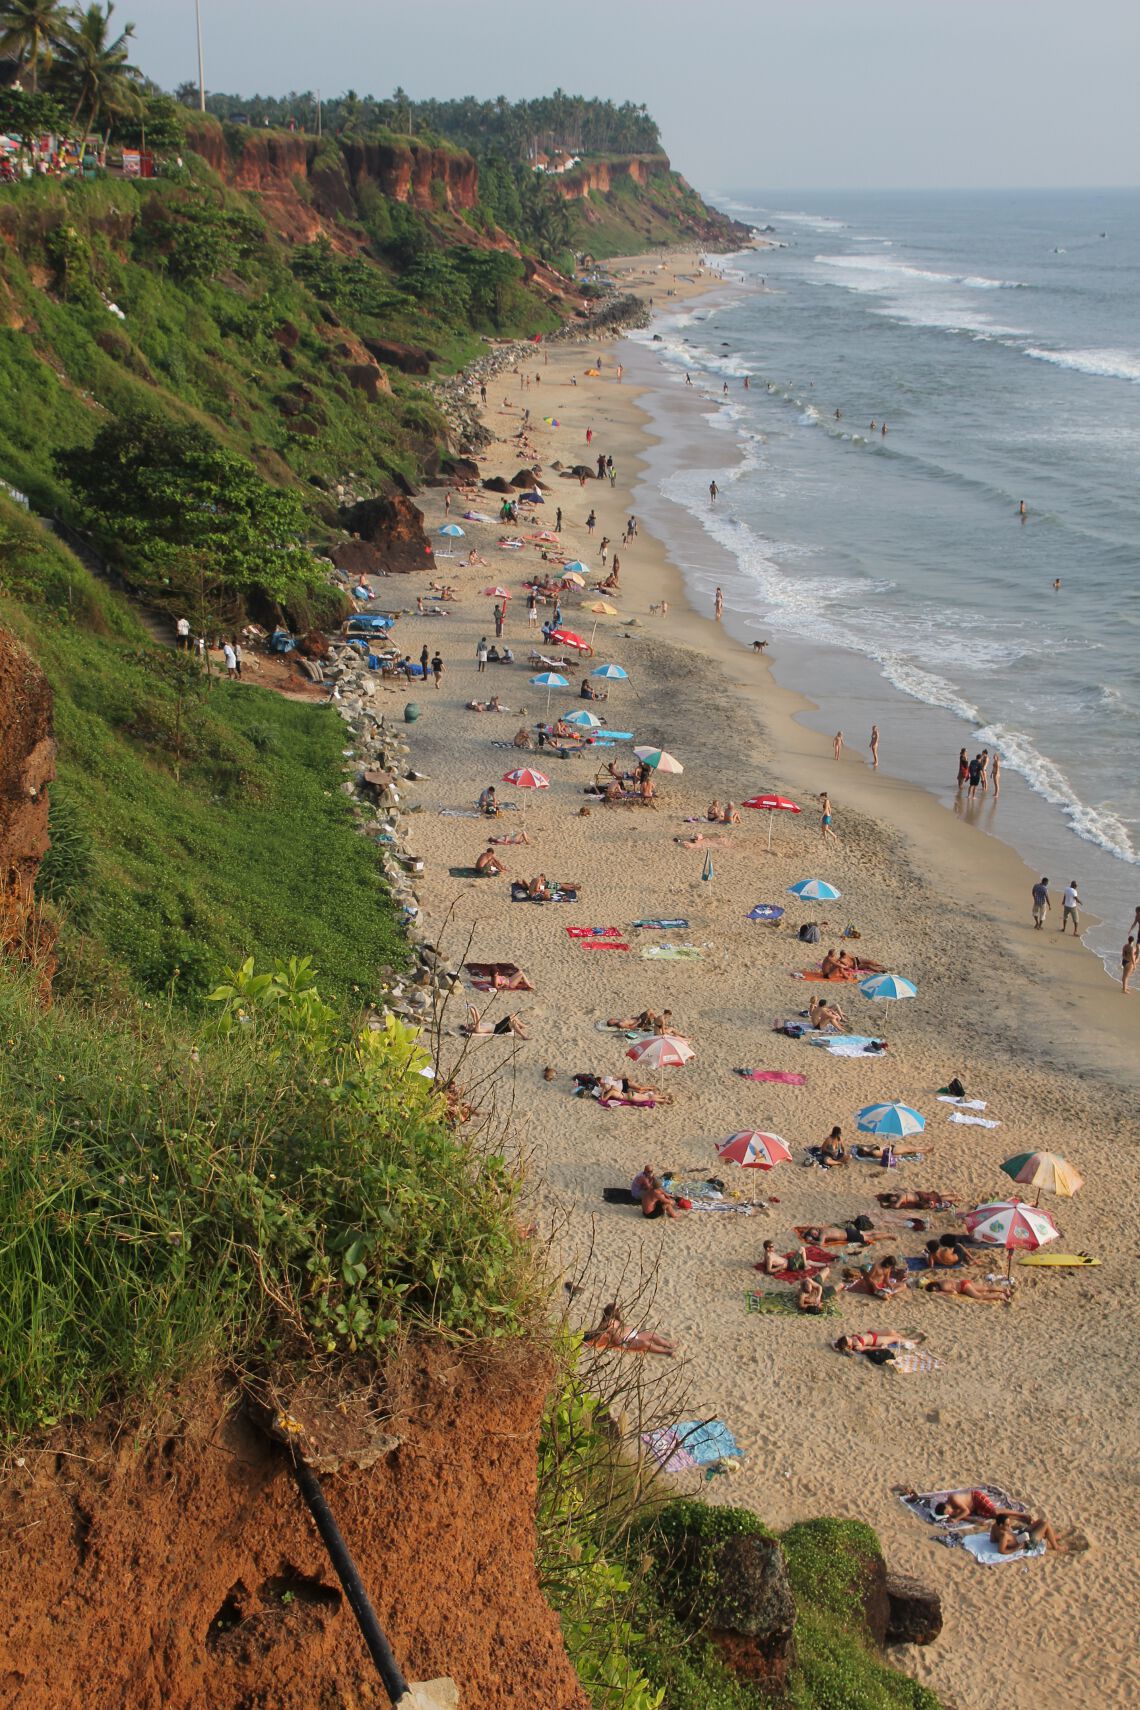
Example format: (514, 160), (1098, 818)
(0, 0), (71, 93)
(53, 2), (142, 138)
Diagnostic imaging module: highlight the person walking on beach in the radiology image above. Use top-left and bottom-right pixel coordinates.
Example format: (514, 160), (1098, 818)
(714, 586), (724, 621)
(967, 754), (982, 800)
(587, 510), (597, 536)
(527, 590), (538, 629)
(833, 731), (843, 762)
(820, 791), (838, 843)
(431, 651), (444, 689)
(1121, 937), (1137, 994)
(709, 479), (719, 502)
(1061, 879), (1081, 935)
(992, 751), (1002, 797)
(586, 425), (593, 446)
(494, 602), (505, 639)
(869, 725), (879, 769)
(476, 637), (488, 674)
(420, 644), (430, 678)
(1031, 877), (1050, 931)
(957, 747), (969, 789)
(444, 490), (452, 517)
(555, 506), (562, 533)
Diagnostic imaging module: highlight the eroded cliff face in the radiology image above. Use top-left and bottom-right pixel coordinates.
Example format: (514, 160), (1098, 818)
(186, 125), (478, 215)
(0, 1348), (587, 1710)
(0, 626), (55, 995)
(555, 153), (663, 200)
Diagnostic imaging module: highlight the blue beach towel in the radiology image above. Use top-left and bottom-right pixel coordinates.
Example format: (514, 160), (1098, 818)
(642, 1419), (742, 1472)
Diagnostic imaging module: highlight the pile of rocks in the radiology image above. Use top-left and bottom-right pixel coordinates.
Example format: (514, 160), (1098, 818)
(322, 642), (463, 1029)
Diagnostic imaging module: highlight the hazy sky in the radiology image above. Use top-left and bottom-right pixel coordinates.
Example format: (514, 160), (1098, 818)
(131, 0), (1138, 193)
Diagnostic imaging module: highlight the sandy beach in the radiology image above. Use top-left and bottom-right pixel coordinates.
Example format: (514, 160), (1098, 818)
(367, 258), (1138, 1710)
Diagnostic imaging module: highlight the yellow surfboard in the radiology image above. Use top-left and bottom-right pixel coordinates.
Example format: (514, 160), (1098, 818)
(1018, 1253), (1100, 1267)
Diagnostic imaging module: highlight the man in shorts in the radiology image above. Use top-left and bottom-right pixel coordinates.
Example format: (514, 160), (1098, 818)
(1061, 880), (1081, 936)
(1031, 877), (1050, 930)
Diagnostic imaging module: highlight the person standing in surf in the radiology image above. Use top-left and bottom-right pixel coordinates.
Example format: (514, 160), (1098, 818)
(714, 586), (724, 621)
(869, 725), (879, 769)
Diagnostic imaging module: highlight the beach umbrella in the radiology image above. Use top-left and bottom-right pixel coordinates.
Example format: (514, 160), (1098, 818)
(964, 1199), (1059, 1275)
(550, 627), (591, 653)
(543, 416), (560, 426)
(626, 1034), (694, 1069)
(563, 561), (591, 577)
(438, 523), (465, 537)
(787, 877), (841, 901)
(530, 531), (560, 544)
(501, 767), (549, 790)
(587, 600), (618, 615)
(530, 670), (568, 714)
(858, 973), (918, 1001)
(520, 490), (544, 503)
(747, 904), (784, 923)
(591, 663), (628, 680)
(715, 1131), (793, 1170)
(564, 709), (602, 728)
(855, 1102), (926, 1137)
(633, 747), (683, 774)
(560, 571), (586, 587)
(744, 792), (802, 852)
(1000, 1152), (1084, 1205)
(482, 586), (512, 599)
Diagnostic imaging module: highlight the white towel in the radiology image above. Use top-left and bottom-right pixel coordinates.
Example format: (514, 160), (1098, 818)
(949, 1112), (1001, 1129)
(960, 1531), (1045, 1566)
(937, 1095), (987, 1110)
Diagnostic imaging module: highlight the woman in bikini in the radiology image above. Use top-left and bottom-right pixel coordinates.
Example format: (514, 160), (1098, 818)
(819, 1125), (847, 1166)
(878, 1190), (957, 1211)
(922, 1274), (1011, 1303)
(585, 1303), (675, 1355)
(834, 1331), (920, 1355)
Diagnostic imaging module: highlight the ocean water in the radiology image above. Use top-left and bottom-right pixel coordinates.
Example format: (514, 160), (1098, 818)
(623, 190), (1140, 977)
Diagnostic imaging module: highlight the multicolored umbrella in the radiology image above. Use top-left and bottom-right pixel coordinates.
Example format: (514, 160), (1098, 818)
(633, 747), (683, 774)
(715, 1131), (793, 1169)
(1000, 1152), (1083, 1205)
(858, 973), (918, 1000)
(626, 1034), (695, 1069)
(964, 1199), (1059, 1273)
(787, 877), (841, 901)
(856, 1102), (926, 1137)
(437, 523), (465, 537)
(501, 767), (549, 789)
(543, 416), (560, 426)
(482, 586), (512, 599)
(591, 663), (628, 680)
(744, 792), (802, 851)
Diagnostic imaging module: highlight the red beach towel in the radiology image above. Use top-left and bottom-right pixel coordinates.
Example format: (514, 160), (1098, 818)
(736, 1070), (808, 1085)
(566, 926), (622, 938)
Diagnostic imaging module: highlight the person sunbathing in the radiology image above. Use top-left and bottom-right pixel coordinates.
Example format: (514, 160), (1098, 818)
(550, 718), (577, 739)
(990, 1514), (1078, 1554)
(796, 1274), (829, 1314)
(809, 996), (848, 1031)
(798, 1222), (898, 1248)
(834, 1331), (921, 1356)
(475, 846), (505, 876)
(820, 1125), (847, 1166)
(491, 830), (530, 846)
(527, 874), (553, 898)
(720, 801), (742, 824)
(596, 1075), (671, 1109)
(639, 772), (656, 804)
(820, 948), (846, 979)
(461, 1005), (529, 1037)
(922, 1274), (1011, 1303)
(585, 1303), (675, 1355)
(512, 727), (535, 748)
(707, 799), (723, 822)
(759, 1240), (796, 1275)
(932, 1490), (1026, 1524)
(629, 1168), (680, 1215)
(837, 948), (886, 974)
(852, 1142), (923, 1162)
(478, 786), (499, 816)
(861, 1255), (908, 1297)
(923, 1235), (977, 1269)
(608, 1007), (665, 1033)
(878, 1190), (958, 1211)
(580, 677), (607, 700)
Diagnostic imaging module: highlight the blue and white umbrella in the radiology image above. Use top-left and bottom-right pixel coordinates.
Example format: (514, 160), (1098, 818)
(562, 560), (590, 576)
(530, 670), (568, 714)
(591, 662), (628, 681)
(858, 973), (918, 1001)
(856, 1102), (926, 1137)
(437, 523), (465, 537)
(564, 708), (602, 728)
(787, 878), (842, 901)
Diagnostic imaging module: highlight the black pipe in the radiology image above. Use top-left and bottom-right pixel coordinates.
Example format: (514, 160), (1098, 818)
(289, 1450), (411, 1705)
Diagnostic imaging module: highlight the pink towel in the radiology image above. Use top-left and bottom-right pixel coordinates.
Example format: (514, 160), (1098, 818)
(737, 1070), (808, 1086)
(579, 941), (630, 951)
(566, 926), (622, 939)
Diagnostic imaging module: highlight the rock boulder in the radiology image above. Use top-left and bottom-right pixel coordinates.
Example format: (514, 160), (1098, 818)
(885, 1573), (943, 1646)
(338, 494), (434, 576)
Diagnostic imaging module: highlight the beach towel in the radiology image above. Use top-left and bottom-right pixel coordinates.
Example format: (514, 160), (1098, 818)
(958, 1532), (1046, 1566)
(937, 1096), (987, 1110)
(735, 1069), (808, 1085)
(581, 941), (630, 951)
(747, 904), (784, 923)
(746, 1289), (840, 1319)
(642, 1420), (741, 1472)
(597, 1094), (657, 1108)
(897, 1486), (1028, 1529)
(641, 944), (703, 960)
(888, 1350), (944, 1375)
(439, 808), (483, 818)
(794, 969), (860, 983)
(948, 1112), (1001, 1128)
(632, 918), (690, 930)
(566, 926), (622, 938)
(806, 1036), (888, 1057)
(449, 867), (483, 878)
(594, 1021), (654, 1039)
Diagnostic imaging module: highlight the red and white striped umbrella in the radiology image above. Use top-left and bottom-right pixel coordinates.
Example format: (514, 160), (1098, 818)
(743, 793), (802, 851)
(626, 1034), (695, 1069)
(715, 1131), (793, 1169)
(482, 586), (512, 599)
(501, 768), (549, 789)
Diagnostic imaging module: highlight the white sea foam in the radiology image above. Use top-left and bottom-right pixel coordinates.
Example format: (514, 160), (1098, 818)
(973, 727), (1140, 865)
(816, 254), (1028, 291)
(1022, 346), (1140, 383)
(770, 210), (848, 232)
